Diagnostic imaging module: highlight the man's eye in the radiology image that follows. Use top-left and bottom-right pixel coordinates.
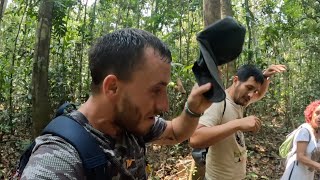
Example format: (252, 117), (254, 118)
(153, 89), (161, 94)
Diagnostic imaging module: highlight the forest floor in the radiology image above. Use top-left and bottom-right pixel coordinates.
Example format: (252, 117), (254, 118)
(0, 117), (289, 180)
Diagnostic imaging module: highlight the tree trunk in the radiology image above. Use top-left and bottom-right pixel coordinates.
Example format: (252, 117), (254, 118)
(78, 0), (88, 100)
(115, 0), (122, 29)
(203, 0), (221, 27)
(221, 0), (233, 18)
(152, 0), (158, 34)
(31, 0), (54, 137)
(179, 0), (182, 63)
(244, 0), (254, 63)
(190, 1), (233, 178)
(9, 0), (29, 123)
(87, 0), (97, 95)
(191, 2), (222, 179)
(0, 0), (7, 22)
(220, 0), (235, 87)
(89, 0), (97, 42)
(185, 1), (194, 65)
(136, 0), (142, 28)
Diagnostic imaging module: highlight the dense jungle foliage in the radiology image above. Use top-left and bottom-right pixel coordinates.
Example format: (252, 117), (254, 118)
(0, 0), (319, 179)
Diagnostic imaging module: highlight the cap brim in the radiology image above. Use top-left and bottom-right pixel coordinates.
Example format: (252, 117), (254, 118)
(192, 43), (225, 102)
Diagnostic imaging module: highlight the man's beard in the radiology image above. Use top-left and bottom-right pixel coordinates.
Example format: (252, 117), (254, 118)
(234, 85), (249, 106)
(114, 94), (145, 136)
(234, 97), (249, 106)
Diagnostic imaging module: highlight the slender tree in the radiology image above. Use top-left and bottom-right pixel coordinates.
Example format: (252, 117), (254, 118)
(78, 0), (88, 99)
(203, 0), (221, 26)
(191, 1), (234, 178)
(193, 3), (221, 179)
(9, 0), (29, 123)
(221, 0), (233, 18)
(244, 0), (254, 63)
(31, 0), (54, 137)
(221, 0), (235, 87)
(0, 0), (7, 23)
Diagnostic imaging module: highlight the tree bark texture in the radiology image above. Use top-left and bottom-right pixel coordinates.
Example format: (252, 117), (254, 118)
(221, 0), (236, 87)
(203, 0), (221, 27)
(0, 0), (7, 21)
(31, 0), (54, 137)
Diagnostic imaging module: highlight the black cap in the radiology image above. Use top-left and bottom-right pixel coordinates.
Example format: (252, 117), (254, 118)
(192, 16), (246, 102)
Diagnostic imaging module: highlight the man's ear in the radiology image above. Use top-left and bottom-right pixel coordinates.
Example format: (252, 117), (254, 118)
(233, 75), (239, 84)
(102, 75), (118, 96)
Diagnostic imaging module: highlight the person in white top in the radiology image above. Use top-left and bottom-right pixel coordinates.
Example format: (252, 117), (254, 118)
(281, 100), (320, 180)
(190, 64), (286, 180)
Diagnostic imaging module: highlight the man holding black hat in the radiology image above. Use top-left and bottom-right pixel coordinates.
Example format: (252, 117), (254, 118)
(189, 17), (286, 179)
(18, 28), (213, 180)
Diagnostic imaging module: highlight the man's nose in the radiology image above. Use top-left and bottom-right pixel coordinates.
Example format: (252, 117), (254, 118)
(248, 91), (255, 98)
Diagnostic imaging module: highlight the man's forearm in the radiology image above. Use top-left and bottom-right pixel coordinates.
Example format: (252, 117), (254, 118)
(257, 78), (270, 99)
(151, 111), (200, 145)
(170, 111), (200, 143)
(189, 120), (239, 148)
(250, 78), (270, 105)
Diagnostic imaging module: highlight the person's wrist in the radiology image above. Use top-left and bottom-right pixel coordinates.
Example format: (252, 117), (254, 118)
(184, 102), (203, 118)
(262, 69), (269, 78)
(230, 120), (241, 131)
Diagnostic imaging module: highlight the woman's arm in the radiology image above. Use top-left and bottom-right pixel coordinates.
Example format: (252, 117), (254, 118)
(296, 141), (320, 171)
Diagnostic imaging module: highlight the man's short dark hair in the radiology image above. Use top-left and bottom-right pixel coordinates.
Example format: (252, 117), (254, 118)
(236, 64), (264, 84)
(89, 28), (172, 94)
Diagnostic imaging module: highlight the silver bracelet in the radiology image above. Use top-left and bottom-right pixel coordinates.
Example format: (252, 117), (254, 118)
(184, 102), (203, 118)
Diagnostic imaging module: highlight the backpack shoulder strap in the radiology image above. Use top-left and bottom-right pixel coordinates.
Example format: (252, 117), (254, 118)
(299, 123), (313, 143)
(42, 116), (110, 179)
(222, 99), (226, 117)
(291, 126), (313, 154)
(55, 102), (77, 117)
(301, 127), (312, 143)
(206, 99), (226, 155)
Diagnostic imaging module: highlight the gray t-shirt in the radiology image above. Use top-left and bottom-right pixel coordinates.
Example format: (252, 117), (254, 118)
(21, 115), (167, 180)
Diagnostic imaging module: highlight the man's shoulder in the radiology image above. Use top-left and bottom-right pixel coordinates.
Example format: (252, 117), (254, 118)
(30, 134), (82, 164)
(33, 134), (78, 152)
(21, 134), (84, 179)
(205, 100), (226, 113)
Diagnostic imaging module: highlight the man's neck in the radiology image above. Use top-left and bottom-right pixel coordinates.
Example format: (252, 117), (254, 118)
(226, 86), (236, 102)
(78, 96), (122, 138)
